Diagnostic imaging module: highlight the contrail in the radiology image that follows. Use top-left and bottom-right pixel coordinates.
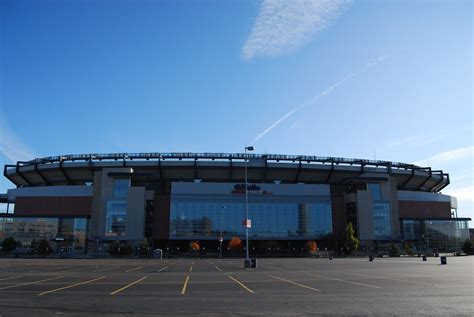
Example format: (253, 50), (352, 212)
(252, 56), (387, 143)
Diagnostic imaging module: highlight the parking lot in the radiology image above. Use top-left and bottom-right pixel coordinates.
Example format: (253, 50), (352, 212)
(0, 256), (473, 316)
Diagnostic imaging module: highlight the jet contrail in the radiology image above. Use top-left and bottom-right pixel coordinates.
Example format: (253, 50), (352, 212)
(252, 56), (387, 143)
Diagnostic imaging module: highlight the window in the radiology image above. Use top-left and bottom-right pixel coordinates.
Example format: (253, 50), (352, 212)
(105, 200), (127, 236)
(373, 202), (391, 240)
(368, 183), (382, 200)
(113, 179), (130, 198)
(169, 199), (332, 239)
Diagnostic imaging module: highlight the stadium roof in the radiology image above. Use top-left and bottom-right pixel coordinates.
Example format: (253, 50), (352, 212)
(3, 152), (449, 192)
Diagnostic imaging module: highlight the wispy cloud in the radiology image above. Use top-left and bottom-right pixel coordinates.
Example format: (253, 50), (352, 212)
(0, 111), (36, 163)
(412, 146), (474, 167)
(242, 0), (352, 60)
(252, 56), (386, 143)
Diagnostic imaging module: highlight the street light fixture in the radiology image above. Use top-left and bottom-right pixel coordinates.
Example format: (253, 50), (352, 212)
(244, 145), (254, 266)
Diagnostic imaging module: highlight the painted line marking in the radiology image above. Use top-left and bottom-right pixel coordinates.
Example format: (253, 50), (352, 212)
(345, 273), (438, 286)
(268, 274), (320, 292)
(228, 275), (254, 293)
(95, 266), (120, 272)
(158, 266), (169, 272)
(0, 276), (25, 282)
(0, 276), (65, 290)
(214, 265), (223, 272)
(110, 276), (147, 295)
(189, 266), (193, 272)
(309, 274), (382, 289)
(126, 266), (144, 273)
(38, 276), (106, 296)
(181, 275), (190, 295)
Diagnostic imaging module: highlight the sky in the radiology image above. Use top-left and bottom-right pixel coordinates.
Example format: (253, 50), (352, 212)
(0, 0), (473, 223)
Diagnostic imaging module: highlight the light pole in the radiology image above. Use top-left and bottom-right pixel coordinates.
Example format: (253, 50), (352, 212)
(244, 145), (254, 264)
(220, 206), (225, 258)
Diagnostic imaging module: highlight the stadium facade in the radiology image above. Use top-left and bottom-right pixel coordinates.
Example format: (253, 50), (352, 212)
(0, 152), (470, 255)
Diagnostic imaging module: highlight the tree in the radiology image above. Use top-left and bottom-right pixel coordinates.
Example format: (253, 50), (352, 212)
(306, 240), (317, 253)
(1, 237), (17, 253)
(109, 241), (120, 257)
(404, 242), (414, 256)
(139, 239), (151, 257)
(345, 223), (359, 254)
(190, 241), (201, 252)
(228, 237), (242, 252)
(461, 239), (473, 255)
(38, 239), (52, 256)
(389, 241), (400, 257)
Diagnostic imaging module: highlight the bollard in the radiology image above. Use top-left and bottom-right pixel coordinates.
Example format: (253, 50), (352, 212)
(440, 256), (447, 265)
(422, 255), (427, 261)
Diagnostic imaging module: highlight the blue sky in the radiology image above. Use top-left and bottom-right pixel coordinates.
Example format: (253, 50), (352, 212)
(0, 0), (472, 222)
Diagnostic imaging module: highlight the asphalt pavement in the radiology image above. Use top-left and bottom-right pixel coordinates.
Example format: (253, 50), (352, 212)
(0, 256), (473, 316)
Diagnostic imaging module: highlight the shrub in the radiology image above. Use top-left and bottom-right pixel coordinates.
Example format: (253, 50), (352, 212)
(461, 239), (473, 255)
(190, 241), (201, 252)
(38, 239), (53, 256)
(1, 237), (18, 253)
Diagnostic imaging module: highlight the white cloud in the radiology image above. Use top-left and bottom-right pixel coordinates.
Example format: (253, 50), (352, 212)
(444, 186), (474, 202)
(0, 111), (36, 163)
(413, 146), (474, 167)
(242, 0), (351, 60)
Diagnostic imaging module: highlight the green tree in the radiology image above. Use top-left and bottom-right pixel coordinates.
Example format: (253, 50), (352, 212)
(108, 241), (120, 257)
(461, 239), (473, 255)
(139, 239), (150, 257)
(404, 242), (414, 256)
(1, 237), (18, 253)
(345, 223), (359, 254)
(389, 241), (400, 257)
(38, 239), (52, 256)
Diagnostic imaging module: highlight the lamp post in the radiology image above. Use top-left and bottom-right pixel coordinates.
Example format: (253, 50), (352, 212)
(220, 206), (225, 258)
(244, 145), (254, 264)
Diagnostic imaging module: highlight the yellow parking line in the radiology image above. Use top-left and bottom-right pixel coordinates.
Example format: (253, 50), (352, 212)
(268, 274), (320, 292)
(189, 266), (193, 272)
(345, 272), (437, 286)
(38, 276), (106, 296)
(95, 266), (120, 272)
(110, 276), (147, 295)
(214, 265), (223, 272)
(0, 276), (24, 282)
(126, 266), (144, 273)
(228, 275), (254, 293)
(181, 275), (190, 295)
(309, 274), (382, 289)
(158, 266), (169, 272)
(0, 276), (65, 290)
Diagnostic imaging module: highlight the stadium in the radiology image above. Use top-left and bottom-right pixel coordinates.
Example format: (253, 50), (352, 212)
(0, 152), (470, 256)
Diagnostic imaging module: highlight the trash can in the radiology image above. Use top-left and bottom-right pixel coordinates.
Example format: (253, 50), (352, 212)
(251, 258), (257, 268)
(422, 255), (427, 261)
(244, 259), (252, 268)
(153, 248), (163, 259)
(440, 256), (447, 265)
(369, 255), (374, 262)
(329, 256), (333, 260)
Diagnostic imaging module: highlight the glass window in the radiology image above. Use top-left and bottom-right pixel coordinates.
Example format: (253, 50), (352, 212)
(113, 179), (130, 198)
(105, 200), (127, 236)
(373, 202), (391, 240)
(169, 198), (332, 239)
(368, 183), (382, 201)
